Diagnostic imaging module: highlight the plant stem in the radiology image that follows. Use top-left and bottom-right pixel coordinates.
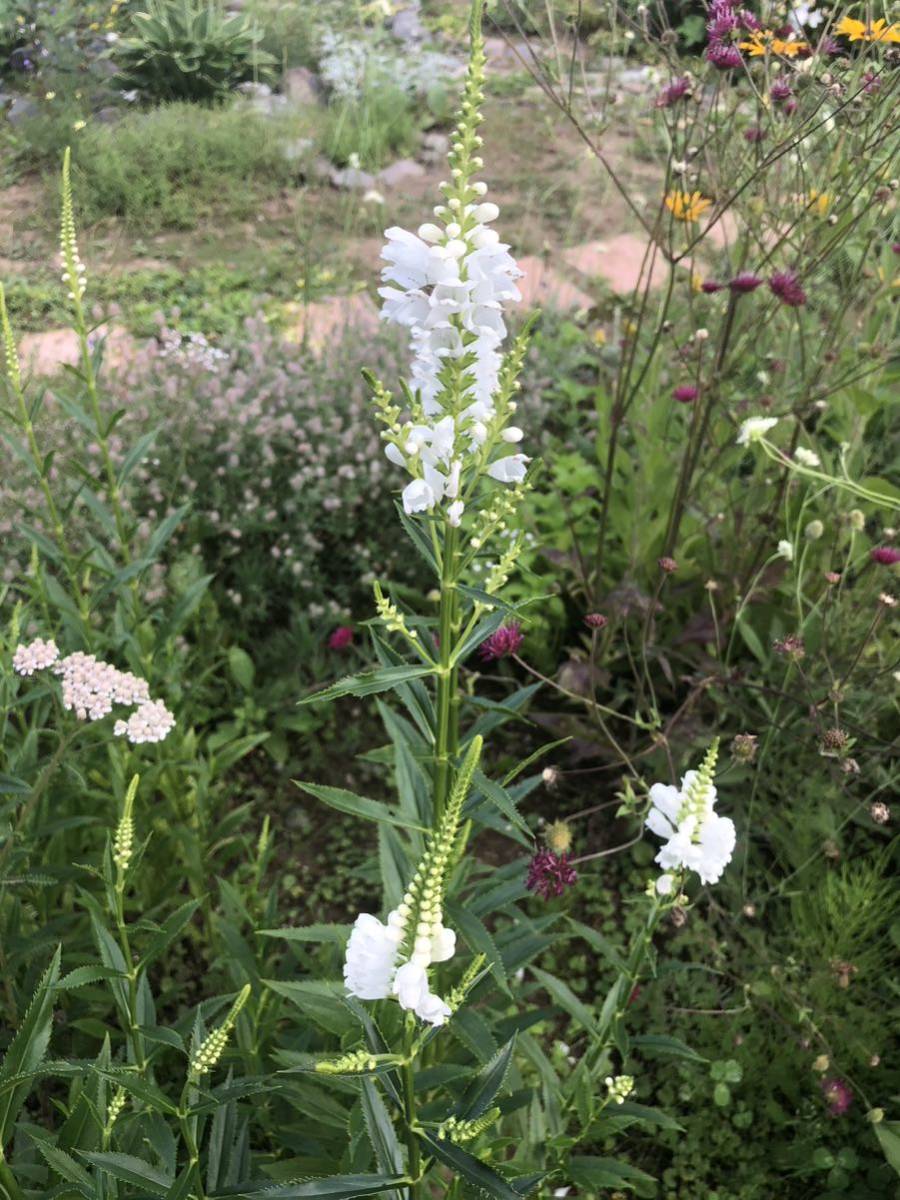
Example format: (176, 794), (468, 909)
(402, 1017), (421, 1199)
(0, 1156), (25, 1200)
(433, 525), (458, 826)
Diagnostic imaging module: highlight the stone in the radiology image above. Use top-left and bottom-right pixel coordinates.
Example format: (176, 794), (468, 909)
(6, 97), (39, 126)
(282, 66), (321, 106)
(378, 158), (426, 188)
(562, 234), (668, 295)
(282, 136), (314, 165)
(391, 2), (426, 42)
(516, 256), (594, 312)
(328, 165), (376, 191)
(420, 130), (449, 165)
(95, 106), (123, 125)
(483, 35), (531, 70)
(283, 293), (380, 355)
(18, 325), (137, 377)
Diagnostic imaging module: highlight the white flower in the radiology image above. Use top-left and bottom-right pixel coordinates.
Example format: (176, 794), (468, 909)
(645, 762), (735, 887)
(344, 914), (400, 1000)
(114, 700), (176, 745)
(487, 454), (530, 483)
(12, 637), (60, 676)
(393, 962), (451, 1026)
(777, 539), (794, 561)
(447, 499), (465, 527)
(402, 478), (436, 514)
(737, 416), (778, 445)
(795, 447), (820, 467)
(655, 873), (676, 895)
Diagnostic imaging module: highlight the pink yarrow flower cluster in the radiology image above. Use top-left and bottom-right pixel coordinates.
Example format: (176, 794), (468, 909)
(13, 639), (175, 745)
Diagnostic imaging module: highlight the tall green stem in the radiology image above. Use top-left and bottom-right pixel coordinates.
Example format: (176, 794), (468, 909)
(433, 525), (459, 827)
(0, 1155), (25, 1200)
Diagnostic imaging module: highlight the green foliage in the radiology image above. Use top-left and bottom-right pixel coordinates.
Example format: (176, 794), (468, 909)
(114, 0), (275, 104)
(68, 102), (299, 228)
(322, 85), (421, 171)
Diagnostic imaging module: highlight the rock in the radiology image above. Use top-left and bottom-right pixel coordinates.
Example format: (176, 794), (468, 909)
(328, 165), (376, 191)
(378, 158), (426, 188)
(282, 66), (321, 106)
(420, 130), (449, 165)
(18, 324), (137, 377)
(516, 256), (595, 312)
(237, 80), (272, 98)
(95, 106), (123, 125)
(391, 2), (426, 42)
(483, 35), (531, 69)
(562, 235), (668, 295)
(283, 293), (380, 355)
(282, 136), (314, 165)
(6, 97), (39, 126)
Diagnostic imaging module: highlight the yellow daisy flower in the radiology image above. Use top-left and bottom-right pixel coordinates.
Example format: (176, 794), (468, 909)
(665, 190), (713, 222)
(835, 15), (900, 42)
(740, 29), (809, 55)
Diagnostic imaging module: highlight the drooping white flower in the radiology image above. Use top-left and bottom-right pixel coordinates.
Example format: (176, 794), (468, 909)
(343, 913), (401, 1000)
(777, 539), (794, 561)
(795, 447), (820, 467)
(645, 746), (735, 886)
(486, 454), (530, 483)
(737, 416), (778, 445)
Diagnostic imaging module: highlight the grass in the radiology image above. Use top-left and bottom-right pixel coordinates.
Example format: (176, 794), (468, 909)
(56, 101), (309, 230)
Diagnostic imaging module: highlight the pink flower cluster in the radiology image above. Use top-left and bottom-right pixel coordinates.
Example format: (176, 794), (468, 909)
(12, 639), (175, 745)
(479, 621), (524, 662)
(526, 849), (578, 900)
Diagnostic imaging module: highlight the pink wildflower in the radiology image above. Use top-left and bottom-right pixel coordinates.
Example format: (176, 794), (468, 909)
(673, 384), (699, 403)
(526, 849), (578, 900)
(871, 546), (900, 566)
(729, 272), (763, 293)
(584, 612), (608, 629)
(769, 270), (807, 307)
(479, 621), (524, 662)
(821, 1077), (853, 1117)
(328, 625), (354, 650)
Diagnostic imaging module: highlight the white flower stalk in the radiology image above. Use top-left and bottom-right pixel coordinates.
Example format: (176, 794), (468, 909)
(736, 416), (778, 445)
(343, 736), (483, 1025)
(645, 740), (735, 886)
(375, 11), (528, 524)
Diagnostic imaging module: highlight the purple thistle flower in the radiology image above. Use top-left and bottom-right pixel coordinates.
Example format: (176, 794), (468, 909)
(821, 1077), (853, 1117)
(706, 41), (744, 69)
(770, 270), (807, 307)
(584, 612), (608, 629)
(739, 8), (761, 30)
(744, 125), (766, 143)
(770, 78), (793, 102)
(871, 546), (900, 566)
(526, 849), (578, 900)
(701, 280), (725, 294)
(729, 272), (763, 293)
(479, 621), (524, 662)
(655, 76), (692, 108)
(783, 98), (798, 115)
(707, 12), (739, 39)
(673, 384), (699, 403)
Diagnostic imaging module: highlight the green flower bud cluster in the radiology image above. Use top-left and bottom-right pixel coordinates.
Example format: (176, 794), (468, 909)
(106, 1086), (127, 1129)
(113, 775), (139, 874)
(374, 582), (419, 641)
(605, 1075), (635, 1104)
(437, 1106), (500, 1143)
(364, 370), (403, 435)
(678, 737), (720, 830)
(190, 984), (251, 1077)
(469, 486), (526, 556)
(395, 737), (483, 965)
(444, 953), (487, 1014)
(0, 285), (21, 390)
(315, 1049), (377, 1075)
(60, 149), (87, 304)
(437, 0), (487, 220)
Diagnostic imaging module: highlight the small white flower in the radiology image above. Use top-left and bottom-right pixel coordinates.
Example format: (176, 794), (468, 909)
(487, 454), (530, 484)
(656, 873), (675, 895)
(777, 539), (794, 561)
(402, 479), (436, 514)
(737, 416), (778, 445)
(795, 447), (820, 467)
(344, 914), (400, 1000)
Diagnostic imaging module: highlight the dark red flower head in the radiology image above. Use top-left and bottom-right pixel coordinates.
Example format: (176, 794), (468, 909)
(729, 272), (763, 294)
(821, 1077), (852, 1117)
(328, 625), (354, 650)
(673, 384), (699, 403)
(655, 76), (691, 107)
(770, 270), (807, 307)
(871, 546), (900, 566)
(701, 280), (724, 294)
(584, 612), (608, 629)
(770, 79), (793, 102)
(744, 125), (766, 143)
(479, 621), (524, 662)
(706, 42), (744, 69)
(526, 849), (578, 900)
(659, 556), (678, 573)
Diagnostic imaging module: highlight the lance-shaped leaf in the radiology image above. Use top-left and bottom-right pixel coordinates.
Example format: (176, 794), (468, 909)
(80, 1151), (175, 1196)
(239, 1172), (411, 1198)
(292, 782), (426, 833)
(417, 1131), (528, 1200)
(457, 1035), (517, 1121)
(299, 665), (433, 706)
(0, 945), (61, 1144)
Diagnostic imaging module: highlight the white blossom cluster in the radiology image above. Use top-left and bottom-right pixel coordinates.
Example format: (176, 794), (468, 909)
(13, 639), (175, 745)
(646, 762), (735, 888)
(157, 329), (228, 372)
(318, 29), (461, 103)
(344, 906), (456, 1026)
(379, 191), (528, 522)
